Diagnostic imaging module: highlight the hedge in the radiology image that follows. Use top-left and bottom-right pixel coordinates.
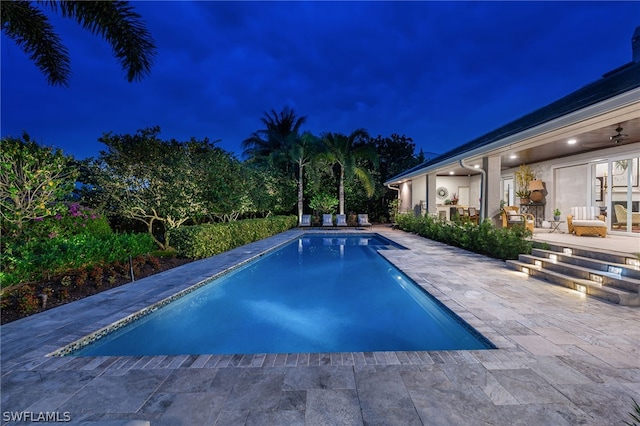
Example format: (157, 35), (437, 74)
(395, 213), (532, 260)
(169, 215), (298, 259)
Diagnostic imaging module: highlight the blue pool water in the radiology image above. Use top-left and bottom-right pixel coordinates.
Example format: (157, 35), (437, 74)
(73, 234), (493, 356)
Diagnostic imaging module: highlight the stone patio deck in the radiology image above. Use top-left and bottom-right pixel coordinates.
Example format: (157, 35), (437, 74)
(1, 227), (638, 425)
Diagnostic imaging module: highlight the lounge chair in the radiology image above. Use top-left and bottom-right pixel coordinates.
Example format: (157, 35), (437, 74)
(299, 214), (311, 227)
(567, 206), (606, 237)
(357, 214), (372, 227)
(336, 214), (348, 227)
(501, 206), (534, 232)
(322, 214), (334, 227)
(613, 204), (640, 229)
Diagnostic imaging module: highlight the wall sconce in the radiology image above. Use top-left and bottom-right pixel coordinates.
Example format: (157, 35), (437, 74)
(528, 179), (545, 203)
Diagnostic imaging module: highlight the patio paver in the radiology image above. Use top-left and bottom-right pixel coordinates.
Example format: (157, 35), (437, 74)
(1, 227), (638, 425)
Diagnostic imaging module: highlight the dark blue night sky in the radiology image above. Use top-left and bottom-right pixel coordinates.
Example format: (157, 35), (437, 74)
(2, 1), (639, 160)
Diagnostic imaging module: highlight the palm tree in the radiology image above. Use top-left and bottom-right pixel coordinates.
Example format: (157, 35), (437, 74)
(1, 1), (156, 86)
(242, 106), (307, 175)
(320, 129), (378, 215)
(288, 131), (322, 223)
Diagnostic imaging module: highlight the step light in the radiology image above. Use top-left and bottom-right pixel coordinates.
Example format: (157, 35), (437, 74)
(548, 254), (558, 263)
(589, 274), (604, 286)
(575, 284), (587, 294)
(607, 266), (623, 276)
(521, 266), (530, 275)
(626, 258), (640, 269)
(562, 248), (573, 256)
(534, 260), (542, 267)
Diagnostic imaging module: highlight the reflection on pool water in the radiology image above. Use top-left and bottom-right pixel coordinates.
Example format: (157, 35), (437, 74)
(71, 234), (494, 356)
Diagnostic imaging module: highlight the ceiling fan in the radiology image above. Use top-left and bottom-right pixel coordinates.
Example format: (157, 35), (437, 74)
(609, 124), (628, 144)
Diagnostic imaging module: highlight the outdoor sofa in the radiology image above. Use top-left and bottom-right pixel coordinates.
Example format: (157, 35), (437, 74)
(567, 206), (606, 237)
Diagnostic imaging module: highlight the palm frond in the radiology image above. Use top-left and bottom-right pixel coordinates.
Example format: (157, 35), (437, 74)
(354, 167), (375, 197)
(1, 1), (71, 86)
(625, 397), (640, 426)
(52, 0), (156, 82)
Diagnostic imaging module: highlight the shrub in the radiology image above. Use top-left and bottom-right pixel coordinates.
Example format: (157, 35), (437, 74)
(24, 202), (112, 242)
(14, 285), (40, 315)
(74, 269), (88, 287)
(170, 215), (297, 259)
(309, 192), (339, 214)
(395, 213), (531, 260)
(0, 134), (79, 237)
(0, 232), (155, 288)
(89, 266), (104, 287)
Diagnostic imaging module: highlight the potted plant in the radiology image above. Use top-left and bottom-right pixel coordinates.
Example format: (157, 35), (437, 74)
(515, 189), (531, 204)
(553, 208), (561, 221)
(515, 164), (535, 204)
(451, 193), (459, 205)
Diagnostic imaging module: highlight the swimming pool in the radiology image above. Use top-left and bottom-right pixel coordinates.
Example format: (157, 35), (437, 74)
(70, 234), (494, 356)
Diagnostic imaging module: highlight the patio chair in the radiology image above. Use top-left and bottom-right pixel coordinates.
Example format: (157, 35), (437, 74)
(501, 206), (534, 232)
(613, 204), (640, 229)
(322, 214), (334, 227)
(299, 214), (311, 227)
(467, 207), (479, 225)
(357, 214), (372, 227)
(336, 214), (348, 227)
(567, 206), (606, 237)
(456, 207), (468, 222)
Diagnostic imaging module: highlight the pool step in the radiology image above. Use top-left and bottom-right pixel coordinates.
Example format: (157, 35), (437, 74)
(506, 244), (640, 306)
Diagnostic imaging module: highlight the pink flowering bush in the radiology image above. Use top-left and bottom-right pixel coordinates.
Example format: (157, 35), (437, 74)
(28, 202), (112, 240)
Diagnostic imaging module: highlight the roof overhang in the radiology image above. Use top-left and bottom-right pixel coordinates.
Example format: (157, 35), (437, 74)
(385, 87), (640, 185)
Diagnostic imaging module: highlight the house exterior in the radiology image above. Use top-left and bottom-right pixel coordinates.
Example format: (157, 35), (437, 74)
(385, 27), (640, 237)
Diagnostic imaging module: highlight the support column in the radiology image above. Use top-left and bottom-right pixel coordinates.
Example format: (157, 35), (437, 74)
(484, 155), (502, 226)
(427, 173), (437, 217)
(411, 175), (427, 216)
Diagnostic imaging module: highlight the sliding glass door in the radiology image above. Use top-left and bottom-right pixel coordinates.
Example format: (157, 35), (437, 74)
(609, 156), (639, 234)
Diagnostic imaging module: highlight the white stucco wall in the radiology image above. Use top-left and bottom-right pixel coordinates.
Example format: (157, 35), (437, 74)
(435, 176), (475, 205)
(554, 164), (588, 219)
(411, 175), (427, 215)
(470, 175), (482, 209)
(399, 182), (412, 213)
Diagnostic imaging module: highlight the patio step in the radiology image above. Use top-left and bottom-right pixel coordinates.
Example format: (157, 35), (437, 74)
(532, 242), (640, 269)
(519, 254), (640, 293)
(506, 243), (640, 306)
(505, 260), (640, 306)
(530, 248), (640, 281)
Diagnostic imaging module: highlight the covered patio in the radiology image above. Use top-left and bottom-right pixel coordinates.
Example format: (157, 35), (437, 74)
(531, 228), (639, 257)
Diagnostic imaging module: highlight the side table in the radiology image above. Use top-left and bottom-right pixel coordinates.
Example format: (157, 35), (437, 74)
(520, 202), (545, 227)
(548, 220), (565, 234)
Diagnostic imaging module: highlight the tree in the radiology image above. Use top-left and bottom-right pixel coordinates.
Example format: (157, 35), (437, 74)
(0, 133), (78, 236)
(289, 131), (323, 222)
(1, 1), (156, 86)
(242, 106), (307, 174)
(319, 129), (378, 215)
(195, 148), (251, 222)
(365, 134), (423, 221)
(85, 127), (209, 250)
(243, 167), (297, 217)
